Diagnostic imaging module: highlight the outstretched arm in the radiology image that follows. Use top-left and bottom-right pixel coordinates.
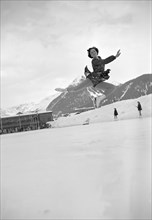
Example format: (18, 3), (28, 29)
(102, 49), (121, 64)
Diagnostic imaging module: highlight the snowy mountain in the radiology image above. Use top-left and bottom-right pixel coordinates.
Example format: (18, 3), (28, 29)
(46, 73), (152, 116)
(0, 93), (60, 117)
(99, 73), (152, 107)
(1, 73), (151, 117)
(0, 76), (87, 117)
(0, 102), (36, 116)
(69, 75), (86, 86)
(46, 83), (115, 116)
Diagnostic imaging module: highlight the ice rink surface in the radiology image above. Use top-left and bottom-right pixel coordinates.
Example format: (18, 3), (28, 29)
(1, 117), (151, 219)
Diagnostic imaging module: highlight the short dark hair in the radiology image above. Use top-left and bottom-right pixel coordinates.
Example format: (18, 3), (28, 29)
(87, 47), (99, 58)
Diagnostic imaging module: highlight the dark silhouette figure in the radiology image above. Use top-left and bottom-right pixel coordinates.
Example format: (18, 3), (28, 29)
(137, 101), (142, 117)
(114, 108), (118, 119)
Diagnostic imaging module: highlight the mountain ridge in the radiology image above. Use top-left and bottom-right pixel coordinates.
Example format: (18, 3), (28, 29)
(1, 73), (151, 117)
(46, 73), (152, 116)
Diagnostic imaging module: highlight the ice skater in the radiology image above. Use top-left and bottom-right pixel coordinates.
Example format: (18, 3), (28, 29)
(55, 47), (121, 96)
(114, 108), (118, 119)
(137, 101), (142, 117)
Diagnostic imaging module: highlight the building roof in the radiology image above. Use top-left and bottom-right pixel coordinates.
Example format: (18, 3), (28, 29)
(0, 111), (52, 119)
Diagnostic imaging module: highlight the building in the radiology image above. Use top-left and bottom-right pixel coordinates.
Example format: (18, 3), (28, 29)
(0, 111), (53, 134)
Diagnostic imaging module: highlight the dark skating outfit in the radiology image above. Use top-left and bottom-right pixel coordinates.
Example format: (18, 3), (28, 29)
(114, 108), (118, 119)
(137, 102), (142, 111)
(85, 55), (116, 87)
(137, 102), (142, 116)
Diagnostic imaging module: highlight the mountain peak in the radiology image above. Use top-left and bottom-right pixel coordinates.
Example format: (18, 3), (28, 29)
(46, 73), (152, 116)
(1, 73), (152, 117)
(69, 75), (86, 87)
(1, 93), (60, 117)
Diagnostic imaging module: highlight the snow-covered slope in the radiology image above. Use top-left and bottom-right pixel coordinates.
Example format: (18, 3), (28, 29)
(1, 74), (151, 117)
(46, 74), (152, 115)
(69, 75), (86, 86)
(31, 93), (60, 112)
(100, 74), (152, 106)
(0, 93), (59, 116)
(48, 94), (151, 128)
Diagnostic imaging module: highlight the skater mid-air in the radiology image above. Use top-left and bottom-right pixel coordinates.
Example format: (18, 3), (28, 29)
(55, 47), (121, 94)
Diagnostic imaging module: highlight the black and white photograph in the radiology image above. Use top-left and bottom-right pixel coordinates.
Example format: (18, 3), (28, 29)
(1, 0), (151, 219)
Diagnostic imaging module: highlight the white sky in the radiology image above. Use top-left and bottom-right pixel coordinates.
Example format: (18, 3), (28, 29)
(1, 0), (151, 108)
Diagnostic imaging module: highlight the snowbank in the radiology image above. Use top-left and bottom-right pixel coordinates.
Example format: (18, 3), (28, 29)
(49, 94), (152, 128)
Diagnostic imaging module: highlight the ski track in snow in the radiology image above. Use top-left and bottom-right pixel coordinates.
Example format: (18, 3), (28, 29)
(120, 82), (133, 100)
(1, 117), (151, 220)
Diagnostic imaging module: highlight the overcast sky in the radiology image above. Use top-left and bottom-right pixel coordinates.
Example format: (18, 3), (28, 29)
(1, 0), (151, 108)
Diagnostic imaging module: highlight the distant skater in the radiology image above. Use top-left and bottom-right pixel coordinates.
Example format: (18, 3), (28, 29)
(137, 101), (142, 117)
(114, 108), (118, 119)
(55, 47), (121, 96)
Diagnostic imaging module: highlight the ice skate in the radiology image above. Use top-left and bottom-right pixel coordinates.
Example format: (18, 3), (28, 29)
(84, 66), (91, 77)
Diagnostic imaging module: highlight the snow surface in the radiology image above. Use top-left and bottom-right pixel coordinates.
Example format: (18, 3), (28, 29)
(1, 103), (151, 219)
(49, 94), (152, 128)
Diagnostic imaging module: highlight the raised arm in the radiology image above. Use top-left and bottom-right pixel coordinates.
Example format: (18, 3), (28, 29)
(103, 49), (121, 64)
(103, 55), (116, 64)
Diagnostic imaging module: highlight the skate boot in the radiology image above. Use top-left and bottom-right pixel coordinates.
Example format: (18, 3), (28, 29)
(84, 66), (91, 77)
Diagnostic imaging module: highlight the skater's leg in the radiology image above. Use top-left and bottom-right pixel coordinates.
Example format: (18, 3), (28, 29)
(95, 82), (117, 107)
(67, 78), (93, 92)
(95, 82), (116, 96)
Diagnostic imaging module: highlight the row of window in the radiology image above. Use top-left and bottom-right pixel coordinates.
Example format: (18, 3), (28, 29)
(0, 112), (53, 134)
